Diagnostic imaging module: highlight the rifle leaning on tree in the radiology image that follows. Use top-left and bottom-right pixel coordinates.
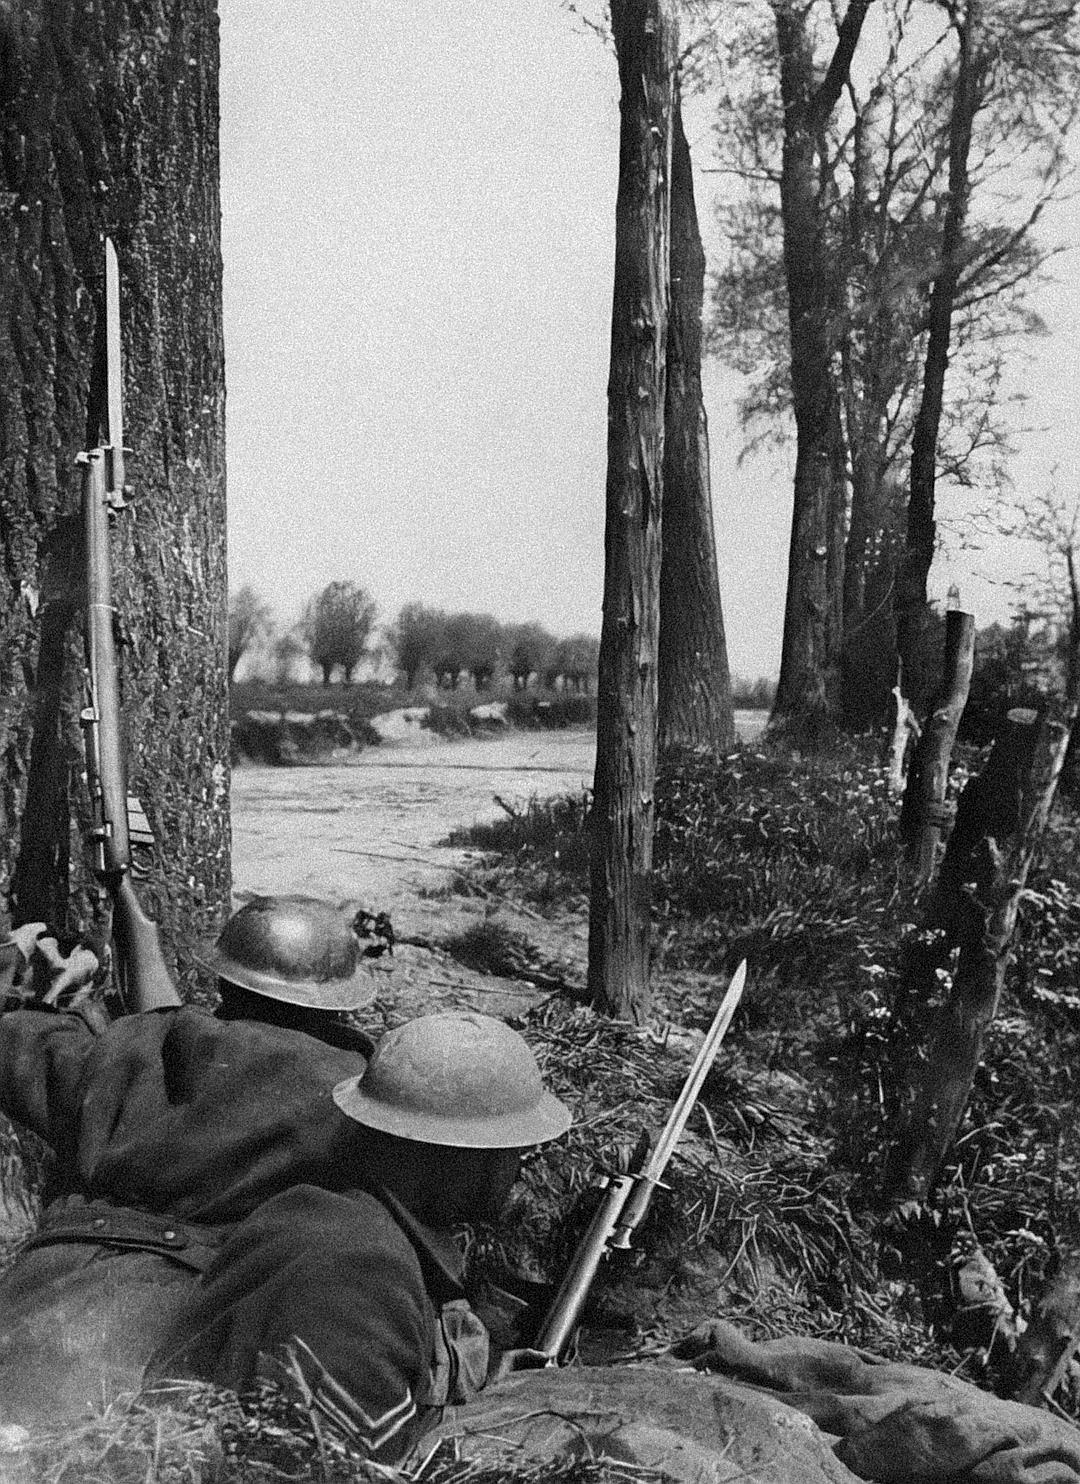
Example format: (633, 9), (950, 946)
(524, 960), (748, 1367)
(75, 238), (180, 1015)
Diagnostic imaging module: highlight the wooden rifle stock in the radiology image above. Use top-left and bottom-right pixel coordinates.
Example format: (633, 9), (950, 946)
(109, 874), (180, 1015)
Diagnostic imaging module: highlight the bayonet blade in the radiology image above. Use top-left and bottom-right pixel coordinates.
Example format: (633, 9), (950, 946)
(608, 959), (748, 1249)
(104, 238), (125, 491)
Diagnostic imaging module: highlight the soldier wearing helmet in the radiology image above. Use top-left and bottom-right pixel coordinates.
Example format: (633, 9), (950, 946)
(147, 1011), (572, 1463)
(198, 893), (383, 1055)
(0, 896), (384, 1431)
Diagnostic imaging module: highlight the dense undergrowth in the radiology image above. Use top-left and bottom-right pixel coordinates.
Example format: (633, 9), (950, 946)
(7, 733), (1080, 1479)
(450, 734), (1080, 1398)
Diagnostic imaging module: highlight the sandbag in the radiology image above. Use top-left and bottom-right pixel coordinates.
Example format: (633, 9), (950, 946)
(427, 1364), (862, 1484)
(675, 1319), (1080, 1483)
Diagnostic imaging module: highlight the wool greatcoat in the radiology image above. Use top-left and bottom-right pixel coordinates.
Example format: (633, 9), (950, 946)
(0, 1006), (488, 1458)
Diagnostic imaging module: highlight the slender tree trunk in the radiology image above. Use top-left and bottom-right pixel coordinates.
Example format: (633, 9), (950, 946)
(843, 426), (886, 622)
(658, 89), (734, 757)
(588, 0), (677, 1023)
(895, 3), (981, 686)
(900, 608), (976, 881)
(0, 1), (228, 984)
(885, 708), (1074, 1203)
(770, 0), (871, 730)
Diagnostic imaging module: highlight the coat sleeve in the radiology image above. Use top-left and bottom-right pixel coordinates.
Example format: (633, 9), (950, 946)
(148, 1185), (443, 1462)
(0, 1011), (98, 1155)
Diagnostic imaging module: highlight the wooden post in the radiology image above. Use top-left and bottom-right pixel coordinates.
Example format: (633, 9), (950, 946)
(887, 659), (920, 796)
(900, 608), (976, 881)
(885, 707), (1074, 1203)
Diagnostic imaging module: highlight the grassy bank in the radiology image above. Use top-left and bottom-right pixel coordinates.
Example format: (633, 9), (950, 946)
(449, 733), (1080, 1396)
(7, 732), (1080, 1477)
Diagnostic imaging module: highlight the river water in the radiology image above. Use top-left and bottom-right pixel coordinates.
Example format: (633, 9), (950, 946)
(231, 713), (766, 908)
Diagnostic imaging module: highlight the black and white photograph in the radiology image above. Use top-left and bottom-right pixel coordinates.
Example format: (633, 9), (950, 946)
(2, 2), (1080, 1479)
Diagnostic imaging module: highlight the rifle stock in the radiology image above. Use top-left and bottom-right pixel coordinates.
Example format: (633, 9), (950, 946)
(110, 874), (180, 1015)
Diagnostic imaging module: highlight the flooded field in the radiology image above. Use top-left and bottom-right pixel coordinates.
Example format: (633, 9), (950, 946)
(231, 712), (766, 908)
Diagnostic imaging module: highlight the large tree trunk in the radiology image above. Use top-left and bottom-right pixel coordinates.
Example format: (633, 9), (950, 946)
(658, 90), (734, 757)
(588, 0), (677, 1023)
(895, 3), (981, 687)
(770, 0), (871, 731)
(0, 1), (229, 987)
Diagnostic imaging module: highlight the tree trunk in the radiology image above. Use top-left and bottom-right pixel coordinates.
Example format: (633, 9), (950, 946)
(770, 0), (872, 731)
(1010, 1255), (1080, 1408)
(884, 707), (1074, 1203)
(588, 0), (677, 1023)
(843, 424), (886, 623)
(657, 89), (734, 756)
(900, 608), (976, 881)
(0, 1), (229, 987)
(895, 3), (981, 687)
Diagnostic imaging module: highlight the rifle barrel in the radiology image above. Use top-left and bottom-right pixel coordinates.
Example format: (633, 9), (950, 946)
(81, 449), (130, 873)
(532, 1170), (636, 1363)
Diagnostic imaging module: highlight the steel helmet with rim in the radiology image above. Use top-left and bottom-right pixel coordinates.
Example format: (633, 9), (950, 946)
(196, 895), (376, 1011)
(333, 1011), (571, 1148)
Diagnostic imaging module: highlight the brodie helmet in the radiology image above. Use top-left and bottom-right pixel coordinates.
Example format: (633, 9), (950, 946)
(332, 1011), (571, 1149)
(196, 895), (376, 1011)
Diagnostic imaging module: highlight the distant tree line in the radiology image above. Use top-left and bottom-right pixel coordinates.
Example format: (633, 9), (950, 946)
(228, 583), (601, 693)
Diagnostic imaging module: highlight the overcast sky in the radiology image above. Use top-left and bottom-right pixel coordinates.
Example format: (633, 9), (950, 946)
(220, 1), (1080, 681)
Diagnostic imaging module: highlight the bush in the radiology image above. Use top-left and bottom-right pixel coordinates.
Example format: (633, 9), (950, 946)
(506, 694), (596, 729)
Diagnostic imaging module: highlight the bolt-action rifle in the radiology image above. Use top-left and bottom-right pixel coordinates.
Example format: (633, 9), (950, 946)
(76, 238), (180, 1015)
(527, 960), (747, 1366)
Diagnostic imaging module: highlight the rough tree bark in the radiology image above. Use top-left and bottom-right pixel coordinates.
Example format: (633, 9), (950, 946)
(657, 88), (734, 757)
(588, 0), (677, 1023)
(1011, 1255), (1080, 1408)
(0, 2), (229, 984)
(900, 608), (976, 881)
(885, 707), (1075, 1203)
(895, 2), (982, 688)
(770, 0), (872, 731)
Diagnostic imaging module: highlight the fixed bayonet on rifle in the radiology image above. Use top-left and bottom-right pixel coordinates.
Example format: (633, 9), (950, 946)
(530, 960), (748, 1366)
(77, 238), (180, 1014)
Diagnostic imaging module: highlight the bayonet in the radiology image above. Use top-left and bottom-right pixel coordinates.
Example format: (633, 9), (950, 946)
(104, 237), (125, 496)
(530, 960), (748, 1365)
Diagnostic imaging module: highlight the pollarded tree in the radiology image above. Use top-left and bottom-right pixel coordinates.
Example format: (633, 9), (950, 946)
(0, 0), (229, 979)
(389, 602), (446, 690)
(507, 622), (557, 690)
(228, 586), (274, 684)
(302, 582), (377, 685)
(457, 613), (504, 691)
(555, 634), (601, 694)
